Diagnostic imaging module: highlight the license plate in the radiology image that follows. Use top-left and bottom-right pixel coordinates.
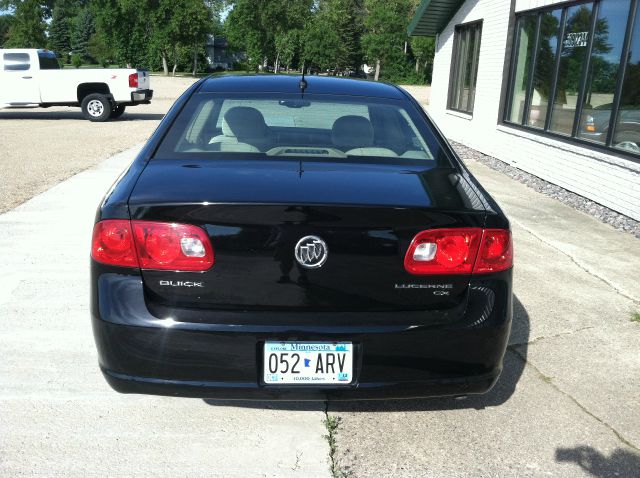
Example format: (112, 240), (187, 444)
(263, 342), (353, 385)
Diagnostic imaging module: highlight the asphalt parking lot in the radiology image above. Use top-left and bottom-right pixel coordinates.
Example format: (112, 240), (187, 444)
(1, 78), (639, 477)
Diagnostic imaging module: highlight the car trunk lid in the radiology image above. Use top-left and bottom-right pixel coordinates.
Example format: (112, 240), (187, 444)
(128, 159), (486, 311)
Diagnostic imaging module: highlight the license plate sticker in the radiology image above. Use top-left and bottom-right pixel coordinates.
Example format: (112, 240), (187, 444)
(263, 342), (353, 385)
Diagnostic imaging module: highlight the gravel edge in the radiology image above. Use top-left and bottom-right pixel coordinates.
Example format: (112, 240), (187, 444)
(450, 141), (640, 239)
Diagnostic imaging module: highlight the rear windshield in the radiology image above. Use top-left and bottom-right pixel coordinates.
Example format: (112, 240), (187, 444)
(155, 92), (453, 166)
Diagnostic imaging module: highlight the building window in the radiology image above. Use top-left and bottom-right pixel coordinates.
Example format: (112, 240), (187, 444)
(614, 1), (640, 152)
(504, 0), (640, 158)
(448, 21), (482, 114)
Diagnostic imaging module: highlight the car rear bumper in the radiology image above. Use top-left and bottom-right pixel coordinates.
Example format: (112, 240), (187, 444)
(579, 131), (606, 142)
(128, 89), (153, 104)
(101, 366), (500, 400)
(92, 269), (512, 400)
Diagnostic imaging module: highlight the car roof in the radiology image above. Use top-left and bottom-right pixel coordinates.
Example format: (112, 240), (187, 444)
(198, 74), (407, 100)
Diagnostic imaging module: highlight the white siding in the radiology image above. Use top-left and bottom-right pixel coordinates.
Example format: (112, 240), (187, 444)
(428, 0), (640, 220)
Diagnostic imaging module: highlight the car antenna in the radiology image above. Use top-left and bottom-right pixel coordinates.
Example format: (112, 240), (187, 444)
(299, 64), (307, 97)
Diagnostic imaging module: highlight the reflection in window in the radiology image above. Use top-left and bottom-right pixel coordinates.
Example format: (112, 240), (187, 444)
(508, 14), (537, 123)
(578, 0), (630, 144)
(549, 4), (593, 135)
(613, 4), (640, 154)
(527, 10), (561, 128)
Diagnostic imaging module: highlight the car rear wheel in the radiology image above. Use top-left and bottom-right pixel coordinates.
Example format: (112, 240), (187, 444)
(81, 94), (112, 122)
(110, 105), (126, 119)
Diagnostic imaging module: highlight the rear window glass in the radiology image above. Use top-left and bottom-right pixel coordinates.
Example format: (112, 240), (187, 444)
(38, 51), (60, 70)
(155, 92), (452, 166)
(3, 53), (30, 71)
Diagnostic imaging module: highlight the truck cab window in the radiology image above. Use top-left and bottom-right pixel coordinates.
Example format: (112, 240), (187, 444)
(3, 53), (30, 71)
(38, 52), (60, 70)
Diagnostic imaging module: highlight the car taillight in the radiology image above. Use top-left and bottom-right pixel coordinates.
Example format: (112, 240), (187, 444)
(91, 220), (214, 271)
(585, 114), (596, 132)
(128, 72), (138, 88)
(404, 228), (482, 275)
(132, 221), (214, 271)
(474, 229), (513, 273)
(404, 228), (512, 275)
(91, 220), (138, 267)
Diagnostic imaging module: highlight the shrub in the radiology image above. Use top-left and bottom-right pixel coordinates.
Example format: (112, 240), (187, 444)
(71, 54), (83, 68)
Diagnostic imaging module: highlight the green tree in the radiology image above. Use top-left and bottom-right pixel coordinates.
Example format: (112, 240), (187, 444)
(300, 7), (341, 72)
(225, 0), (265, 70)
(410, 36), (434, 81)
(72, 8), (94, 61)
(274, 29), (300, 72)
(150, 0), (176, 74)
(362, 0), (413, 80)
(92, 0), (155, 68)
(149, 0), (213, 75)
(3, 0), (47, 48)
(226, 0), (312, 71)
(0, 14), (14, 47)
(48, 5), (72, 60)
(0, 0), (56, 19)
(320, 0), (365, 72)
(87, 30), (113, 67)
(174, 0), (213, 75)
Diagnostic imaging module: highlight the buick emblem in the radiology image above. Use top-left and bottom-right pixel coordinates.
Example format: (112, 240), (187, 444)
(295, 236), (328, 268)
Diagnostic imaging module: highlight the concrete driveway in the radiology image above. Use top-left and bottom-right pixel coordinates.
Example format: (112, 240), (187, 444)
(0, 148), (329, 478)
(1, 83), (639, 477)
(330, 155), (640, 477)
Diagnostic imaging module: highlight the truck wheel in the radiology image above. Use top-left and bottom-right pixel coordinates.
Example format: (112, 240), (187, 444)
(110, 105), (126, 119)
(613, 131), (640, 154)
(81, 93), (112, 122)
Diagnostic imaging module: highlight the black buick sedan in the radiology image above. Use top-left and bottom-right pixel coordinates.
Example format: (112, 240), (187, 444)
(91, 75), (513, 400)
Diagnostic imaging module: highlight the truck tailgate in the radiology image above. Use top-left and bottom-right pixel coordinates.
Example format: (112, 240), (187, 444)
(136, 70), (150, 90)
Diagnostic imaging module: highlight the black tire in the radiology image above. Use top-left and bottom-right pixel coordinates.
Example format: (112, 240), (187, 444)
(110, 105), (126, 119)
(81, 93), (112, 122)
(613, 130), (640, 153)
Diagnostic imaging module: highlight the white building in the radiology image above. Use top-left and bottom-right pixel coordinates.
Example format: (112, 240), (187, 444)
(409, 0), (640, 220)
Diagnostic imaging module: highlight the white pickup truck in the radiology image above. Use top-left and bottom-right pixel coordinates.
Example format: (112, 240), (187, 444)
(0, 49), (153, 121)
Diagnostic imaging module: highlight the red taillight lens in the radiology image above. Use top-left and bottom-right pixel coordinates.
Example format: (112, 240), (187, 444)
(131, 221), (214, 271)
(404, 228), (513, 275)
(404, 228), (482, 275)
(91, 220), (138, 267)
(128, 72), (138, 88)
(474, 229), (513, 273)
(91, 220), (214, 271)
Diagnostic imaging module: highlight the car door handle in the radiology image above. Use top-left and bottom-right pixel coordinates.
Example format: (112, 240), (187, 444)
(22, 76), (32, 79)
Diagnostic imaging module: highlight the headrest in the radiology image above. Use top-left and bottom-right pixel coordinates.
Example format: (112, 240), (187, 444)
(332, 115), (374, 149)
(222, 107), (268, 138)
